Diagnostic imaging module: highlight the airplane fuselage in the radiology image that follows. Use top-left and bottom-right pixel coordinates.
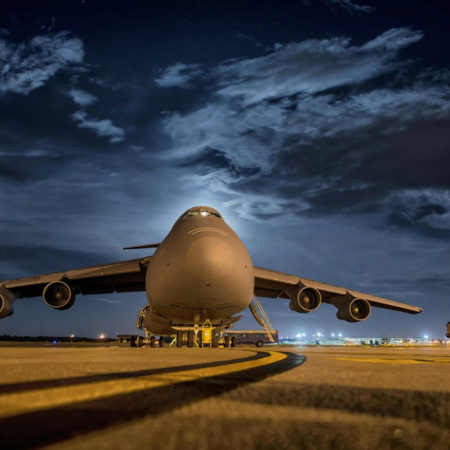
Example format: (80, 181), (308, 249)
(144, 207), (254, 334)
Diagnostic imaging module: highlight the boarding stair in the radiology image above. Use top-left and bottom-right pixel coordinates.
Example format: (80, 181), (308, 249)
(250, 294), (277, 343)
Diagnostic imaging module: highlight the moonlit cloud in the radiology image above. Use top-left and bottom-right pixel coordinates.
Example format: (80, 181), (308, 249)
(212, 28), (423, 105)
(303, 0), (374, 14)
(0, 31), (84, 95)
(236, 31), (263, 48)
(154, 62), (206, 89)
(1, 2), (450, 338)
(388, 189), (450, 230)
(69, 89), (98, 106)
(72, 110), (125, 143)
(156, 27), (450, 231)
(361, 27), (423, 51)
(325, 0), (374, 14)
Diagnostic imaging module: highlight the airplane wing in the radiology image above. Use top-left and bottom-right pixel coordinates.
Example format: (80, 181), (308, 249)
(253, 266), (422, 318)
(2, 256), (151, 300)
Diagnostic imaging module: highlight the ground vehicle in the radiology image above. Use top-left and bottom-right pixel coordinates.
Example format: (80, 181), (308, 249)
(223, 330), (279, 347)
(446, 322), (450, 338)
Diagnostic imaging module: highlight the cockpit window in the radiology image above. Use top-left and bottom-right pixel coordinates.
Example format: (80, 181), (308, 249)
(186, 210), (221, 218)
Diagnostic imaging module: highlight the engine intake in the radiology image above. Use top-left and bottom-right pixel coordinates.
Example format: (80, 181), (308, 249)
(0, 286), (16, 319)
(43, 281), (76, 310)
(287, 284), (322, 314)
(335, 296), (371, 323)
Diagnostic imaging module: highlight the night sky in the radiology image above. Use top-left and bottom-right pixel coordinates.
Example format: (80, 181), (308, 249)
(1, 0), (449, 339)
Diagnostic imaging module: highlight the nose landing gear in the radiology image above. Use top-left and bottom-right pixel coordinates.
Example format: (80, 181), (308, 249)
(172, 319), (237, 348)
(129, 333), (164, 348)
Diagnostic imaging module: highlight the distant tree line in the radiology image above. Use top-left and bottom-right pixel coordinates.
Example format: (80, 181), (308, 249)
(0, 335), (114, 342)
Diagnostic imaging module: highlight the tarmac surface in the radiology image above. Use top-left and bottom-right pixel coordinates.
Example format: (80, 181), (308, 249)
(1, 343), (449, 450)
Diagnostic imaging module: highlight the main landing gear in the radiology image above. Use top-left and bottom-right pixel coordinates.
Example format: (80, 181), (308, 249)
(173, 322), (237, 348)
(130, 333), (164, 348)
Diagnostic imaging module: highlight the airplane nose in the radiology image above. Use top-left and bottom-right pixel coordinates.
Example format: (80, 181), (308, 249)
(186, 236), (234, 281)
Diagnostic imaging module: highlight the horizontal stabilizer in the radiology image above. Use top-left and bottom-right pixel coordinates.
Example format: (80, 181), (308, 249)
(123, 243), (160, 250)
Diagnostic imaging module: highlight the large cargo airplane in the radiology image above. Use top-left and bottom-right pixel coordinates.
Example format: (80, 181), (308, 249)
(0, 206), (422, 342)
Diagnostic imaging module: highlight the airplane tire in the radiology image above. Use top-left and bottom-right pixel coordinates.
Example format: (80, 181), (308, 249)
(130, 336), (136, 348)
(159, 337), (164, 347)
(150, 336), (156, 348)
(212, 334), (219, 348)
(137, 336), (144, 348)
(231, 336), (237, 347)
(177, 330), (184, 348)
(187, 331), (194, 348)
(256, 340), (263, 347)
(225, 335), (231, 348)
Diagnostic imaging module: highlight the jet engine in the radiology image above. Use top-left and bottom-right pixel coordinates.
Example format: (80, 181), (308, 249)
(334, 295), (371, 323)
(43, 281), (76, 310)
(0, 286), (16, 319)
(287, 283), (322, 313)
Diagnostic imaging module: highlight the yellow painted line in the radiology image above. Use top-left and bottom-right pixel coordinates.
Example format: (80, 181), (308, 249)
(0, 351), (286, 419)
(330, 357), (450, 365)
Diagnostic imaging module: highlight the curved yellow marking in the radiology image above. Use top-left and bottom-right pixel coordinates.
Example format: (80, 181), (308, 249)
(0, 351), (286, 419)
(330, 357), (450, 365)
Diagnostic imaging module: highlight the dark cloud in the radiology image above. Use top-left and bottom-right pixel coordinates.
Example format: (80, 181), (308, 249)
(178, 148), (231, 170)
(72, 110), (125, 143)
(326, 0), (374, 14)
(302, 0), (374, 14)
(236, 31), (263, 48)
(155, 27), (450, 235)
(68, 88), (98, 106)
(1, 2), (450, 338)
(154, 62), (206, 89)
(0, 31), (84, 95)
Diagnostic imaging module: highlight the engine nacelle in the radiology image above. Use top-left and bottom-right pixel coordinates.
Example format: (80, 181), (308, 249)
(287, 283), (322, 314)
(0, 286), (17, 319)
(333, 294), (371, 323)
(43, 281), (76, 310)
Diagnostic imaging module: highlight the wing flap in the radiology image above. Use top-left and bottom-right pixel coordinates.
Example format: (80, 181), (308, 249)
(254, 265), (422, 315)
